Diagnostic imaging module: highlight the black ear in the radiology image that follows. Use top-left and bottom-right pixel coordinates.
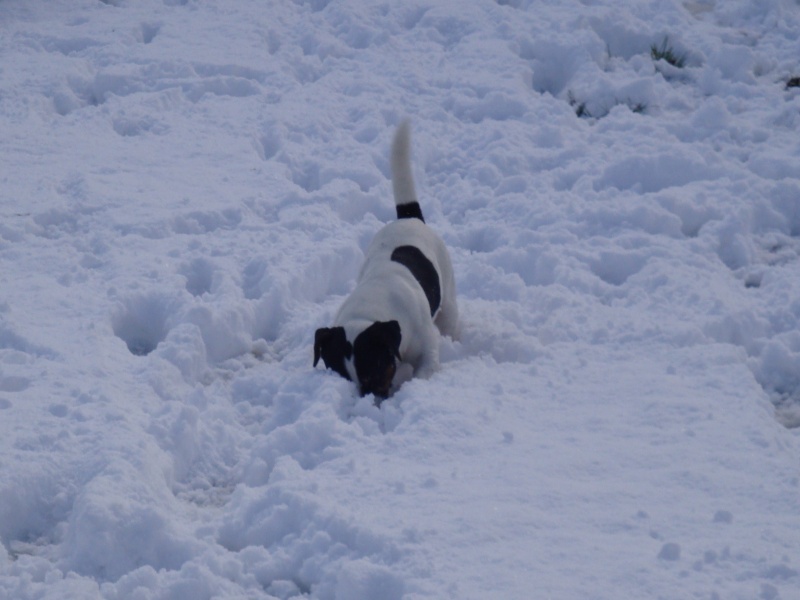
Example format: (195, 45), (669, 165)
(376, 320), (402, 360)
(313, 326), (353, 380)
(315, 327), (345, 366)
(313, 327), (331, 367)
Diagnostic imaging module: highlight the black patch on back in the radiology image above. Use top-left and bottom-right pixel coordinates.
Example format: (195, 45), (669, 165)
(396, 201), (425, 222)
(314, 326), (352, 381)
(391, 245), (440, 317)
(353, 320), (401, 398)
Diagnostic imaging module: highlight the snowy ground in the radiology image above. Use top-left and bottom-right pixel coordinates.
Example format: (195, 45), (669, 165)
(1, 0), (799, 598)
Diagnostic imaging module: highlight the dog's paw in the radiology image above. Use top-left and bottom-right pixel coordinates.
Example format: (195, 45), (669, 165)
(393, 362), (414, 388)
(414, 359), (439, 380)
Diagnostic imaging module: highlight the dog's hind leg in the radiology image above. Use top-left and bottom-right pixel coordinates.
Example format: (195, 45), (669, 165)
(434, 259), (459, 339)
(434, 296), (460, 340)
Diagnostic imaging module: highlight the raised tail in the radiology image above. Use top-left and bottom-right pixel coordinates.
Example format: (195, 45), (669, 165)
(391, 121), (425, 222)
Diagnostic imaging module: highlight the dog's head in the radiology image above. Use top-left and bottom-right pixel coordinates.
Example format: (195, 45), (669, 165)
(314, 320), (401, 399)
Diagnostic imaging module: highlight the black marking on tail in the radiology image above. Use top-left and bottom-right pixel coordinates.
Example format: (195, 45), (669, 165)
(391, 245), (440, 317)
(396, 202), (425, 223)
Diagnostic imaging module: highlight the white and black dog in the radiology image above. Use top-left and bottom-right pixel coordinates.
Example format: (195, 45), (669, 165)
(314, 121), (458, 399)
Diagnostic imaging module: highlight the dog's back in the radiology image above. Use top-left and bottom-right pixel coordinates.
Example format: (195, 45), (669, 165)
(354, 122), (458, 339)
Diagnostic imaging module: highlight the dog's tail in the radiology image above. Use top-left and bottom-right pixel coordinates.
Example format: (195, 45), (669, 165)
(391, 121), (425, 223)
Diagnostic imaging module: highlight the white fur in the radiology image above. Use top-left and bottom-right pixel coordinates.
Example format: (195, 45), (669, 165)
(333, 122), (458, 384)
(391, 120), (417, 207)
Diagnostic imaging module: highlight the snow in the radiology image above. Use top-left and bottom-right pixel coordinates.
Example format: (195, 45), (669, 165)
(1, 0), (799, 598)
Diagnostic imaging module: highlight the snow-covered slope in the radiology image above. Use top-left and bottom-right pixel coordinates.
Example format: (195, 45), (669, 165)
(1, 0), (799, 598)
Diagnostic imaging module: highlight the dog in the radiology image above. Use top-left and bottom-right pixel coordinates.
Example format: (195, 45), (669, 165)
(314, 121), (458, 399)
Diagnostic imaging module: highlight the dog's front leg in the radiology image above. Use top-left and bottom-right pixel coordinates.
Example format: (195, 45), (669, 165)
(392, 362), (414, 392)
(413, 333), (441, 380)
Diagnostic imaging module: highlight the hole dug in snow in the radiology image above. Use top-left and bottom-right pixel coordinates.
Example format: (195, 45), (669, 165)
(112, 293), (180, 356)
(751, 335), (800, 428)
(589, 251), (648, 286)
(180, 258), (216, 297)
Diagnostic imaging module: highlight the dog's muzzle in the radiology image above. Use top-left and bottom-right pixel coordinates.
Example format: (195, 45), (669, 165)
(359, 362), (397, 400)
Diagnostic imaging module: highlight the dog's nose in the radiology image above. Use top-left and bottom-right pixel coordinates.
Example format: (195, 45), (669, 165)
(360, 382), (390, 399)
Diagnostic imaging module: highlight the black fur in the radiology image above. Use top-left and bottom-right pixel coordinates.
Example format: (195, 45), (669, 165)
(314, 327), (352, 381)
(353, 320), (401, 398)
(396, 201), (425, 222)
(391, 245), (441, 317)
